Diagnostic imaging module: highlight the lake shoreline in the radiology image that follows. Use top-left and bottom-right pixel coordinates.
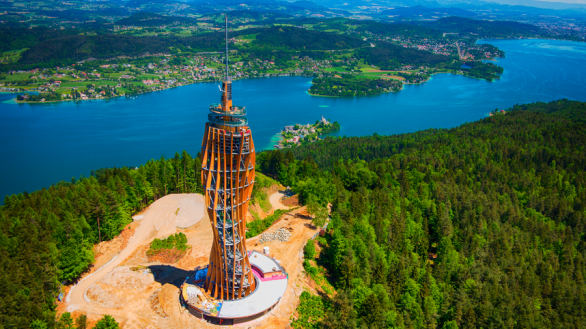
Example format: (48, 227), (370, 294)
(1, 39), (585, 201)
(11, 61), (501, 103)
(307, 68), (501, 98)
(11, 74), (316, 105)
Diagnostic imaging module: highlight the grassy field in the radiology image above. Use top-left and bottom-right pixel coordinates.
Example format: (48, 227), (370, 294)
(137, 74), (160, 79)
(356, 74), (405, 81)
(175, 30), (192, 37)
(108, 72), (135, 78)
(91, 81), (119, 86)
(59, 82), (91, 88)
(1, 49), (26, 64)
(59, 81), (118, 88)
(1, 73), (31, 82)
(206, 62), (222, 69)
(6, 85), (35, 90)
(239, 34), (257, 40)
(360, 67), (382, 72)
(324, 67), (352, 73)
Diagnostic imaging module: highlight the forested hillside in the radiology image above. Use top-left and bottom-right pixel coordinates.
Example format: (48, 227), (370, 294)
(259, 100), (586, 328)
(354, 20), (443, 39)
(11, 25), (365, 66)
(425, 16), (542, 38)
(309, 75), (402, 97)
(358, 41), (451, 70)
(115, 12), (197, 27)
(253, 26), (366, 50)
(0, 27), (77, 52)
(379, 6), (475, 19)
(0, 152), (202, 328)
(19, 34), (173, 65)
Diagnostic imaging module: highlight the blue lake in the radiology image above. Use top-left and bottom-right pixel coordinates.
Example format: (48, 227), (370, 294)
(1, 39), (586, 200)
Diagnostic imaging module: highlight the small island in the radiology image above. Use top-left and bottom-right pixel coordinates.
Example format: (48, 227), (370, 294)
(276, 116), (340, 148)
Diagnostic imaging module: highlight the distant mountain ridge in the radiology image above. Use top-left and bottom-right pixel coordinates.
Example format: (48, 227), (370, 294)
(380, 5), (476, 18)
(310, 0), (586, 13)
(483, 0), (586, 10)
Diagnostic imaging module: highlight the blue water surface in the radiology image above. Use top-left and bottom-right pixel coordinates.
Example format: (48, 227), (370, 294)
(1, 39), (585, 200)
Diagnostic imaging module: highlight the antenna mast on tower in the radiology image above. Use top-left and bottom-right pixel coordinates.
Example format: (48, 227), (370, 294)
(225, 14), (229, 81)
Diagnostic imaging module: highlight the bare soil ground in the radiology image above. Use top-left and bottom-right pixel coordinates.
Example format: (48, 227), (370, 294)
(60, 191), (313, 329)
(93, 222), (139, 269)
(282, 194), (300, 207)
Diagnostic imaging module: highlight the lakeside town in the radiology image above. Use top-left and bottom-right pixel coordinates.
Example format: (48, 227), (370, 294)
(276, 116), (340, 148)
(3, 22), (512, 103)
(5, 55), (332, 103)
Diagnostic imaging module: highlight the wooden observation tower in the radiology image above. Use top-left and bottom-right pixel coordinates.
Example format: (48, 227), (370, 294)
(200, 14), (257, 300)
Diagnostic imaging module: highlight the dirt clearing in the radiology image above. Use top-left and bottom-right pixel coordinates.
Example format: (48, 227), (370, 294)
(61, 192), (315, 329)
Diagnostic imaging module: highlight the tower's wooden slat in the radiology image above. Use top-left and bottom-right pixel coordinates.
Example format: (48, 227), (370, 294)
(202, 126), (256, 300)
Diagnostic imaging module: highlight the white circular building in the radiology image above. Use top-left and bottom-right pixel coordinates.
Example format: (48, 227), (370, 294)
(181, 250), (288, 325)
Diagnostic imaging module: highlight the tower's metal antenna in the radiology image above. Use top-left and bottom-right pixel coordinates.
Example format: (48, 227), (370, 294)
(225, 14), (229, 81)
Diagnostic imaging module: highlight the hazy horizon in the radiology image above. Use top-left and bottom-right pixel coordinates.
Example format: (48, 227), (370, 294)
(535, 0), (586, 3)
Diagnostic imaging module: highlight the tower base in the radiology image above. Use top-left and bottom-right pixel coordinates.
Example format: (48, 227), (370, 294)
(181, 250), (288, 325)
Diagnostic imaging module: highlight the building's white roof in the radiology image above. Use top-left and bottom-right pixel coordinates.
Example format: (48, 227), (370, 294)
(216, 251), (287, 318)
(248, 251), (281, 274)
(218, 275), (287, 318)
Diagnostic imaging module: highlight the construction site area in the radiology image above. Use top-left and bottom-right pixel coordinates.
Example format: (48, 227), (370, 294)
(58, 189), (320, 328)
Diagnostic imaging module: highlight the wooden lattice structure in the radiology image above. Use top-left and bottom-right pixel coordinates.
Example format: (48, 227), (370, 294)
(200, 15), (257, 300)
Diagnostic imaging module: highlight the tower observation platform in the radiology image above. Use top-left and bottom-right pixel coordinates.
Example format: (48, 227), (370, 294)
(180, 14), (288, 325)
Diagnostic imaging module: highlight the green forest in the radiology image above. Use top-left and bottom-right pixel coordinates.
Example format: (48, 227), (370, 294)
(355, 20), (443, 40)
(449, 61), (505, 82)
(253, 26), (366, 51)
(0, 27), (78, 53)
(1, 16), (533, 70)
(309, 75), (402, 97)
(358, 42), (451, 70)
(259, 100), (586, 328)
(2, 25), (368, 68)
(115, 12), (197, 27)
(424, 17), (542, 38)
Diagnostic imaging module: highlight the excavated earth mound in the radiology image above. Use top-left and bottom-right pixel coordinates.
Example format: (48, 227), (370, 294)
(86, 266), (154, 310)
(86, 284), (125, 310)
(158, 283), (180, 318)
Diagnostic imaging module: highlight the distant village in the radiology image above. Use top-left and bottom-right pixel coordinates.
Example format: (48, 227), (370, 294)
(277, 116), (340, 148)
(5, 54), (334, 103)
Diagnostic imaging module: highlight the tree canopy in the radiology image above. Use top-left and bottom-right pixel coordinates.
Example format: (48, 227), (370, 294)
(265, 100), (586, 328)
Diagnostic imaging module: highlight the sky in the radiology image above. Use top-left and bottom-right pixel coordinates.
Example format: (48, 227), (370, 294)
(491, 0), (586, 6)
(536, 0), (586, 3)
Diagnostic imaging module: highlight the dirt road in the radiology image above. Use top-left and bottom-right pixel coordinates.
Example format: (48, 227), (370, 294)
(269, 190), (290, 211)
(65, 194), (204, 322)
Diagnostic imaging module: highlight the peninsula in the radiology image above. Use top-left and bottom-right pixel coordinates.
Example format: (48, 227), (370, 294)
(276, 116), (340, 148)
